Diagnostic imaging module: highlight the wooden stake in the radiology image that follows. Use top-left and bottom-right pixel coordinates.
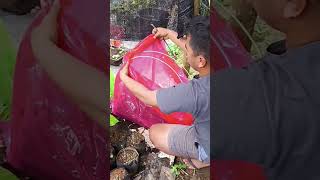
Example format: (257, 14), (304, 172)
(194, 0), (201, 16)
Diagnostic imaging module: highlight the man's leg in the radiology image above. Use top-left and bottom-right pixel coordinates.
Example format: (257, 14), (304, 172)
(149, 124), (176, 155)
(149, 124), (209, 169)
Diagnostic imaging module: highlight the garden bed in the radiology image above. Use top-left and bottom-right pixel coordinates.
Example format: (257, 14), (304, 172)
(109, 120), (210, 180)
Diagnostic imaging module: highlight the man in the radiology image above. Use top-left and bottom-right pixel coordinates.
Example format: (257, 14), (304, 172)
(211, 0), (320, 179)
(119, 16), (211, 168)
(31, 0), (320, 179)
(31, 1), (211, 169)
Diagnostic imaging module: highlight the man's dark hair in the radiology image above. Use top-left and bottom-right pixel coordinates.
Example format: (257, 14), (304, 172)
(183, 16), (210, 61)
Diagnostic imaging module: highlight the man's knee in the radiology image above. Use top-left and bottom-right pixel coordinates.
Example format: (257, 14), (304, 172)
(149, 124), (169, 150)
(149, 124), (161, 147)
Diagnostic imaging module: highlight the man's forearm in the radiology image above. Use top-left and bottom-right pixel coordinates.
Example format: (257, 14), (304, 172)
(31, 38), (107, 114)
(121, 74), (157, 107)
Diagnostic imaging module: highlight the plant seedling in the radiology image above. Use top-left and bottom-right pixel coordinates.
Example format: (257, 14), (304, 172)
(171, 163), (187, 176)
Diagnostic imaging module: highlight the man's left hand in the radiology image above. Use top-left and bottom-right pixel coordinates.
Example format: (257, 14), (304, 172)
(31, 0), (60, 46)
(120, 62), (129, 81)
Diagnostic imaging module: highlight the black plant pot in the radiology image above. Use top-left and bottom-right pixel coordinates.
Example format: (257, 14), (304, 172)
(110, 146), (117, 169)
(116, 147), (139, 174)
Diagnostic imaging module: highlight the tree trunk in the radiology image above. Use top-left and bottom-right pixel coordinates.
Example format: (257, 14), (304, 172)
(230, 0), (257, 51)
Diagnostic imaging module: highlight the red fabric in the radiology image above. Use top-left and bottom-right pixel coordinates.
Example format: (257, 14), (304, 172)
(7, 0), (107, 179)
(112, 35), (194, 128)
(210, 9), (267, 180)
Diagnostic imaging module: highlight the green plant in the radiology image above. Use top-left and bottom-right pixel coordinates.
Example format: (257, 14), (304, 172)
(166, 42), (198, 79)
(0, 167), (18, 180)
(171, 163), (187, 176)
(0, 20), (16, 122)
(110, 71), (119, 126)
(214, 0), (263, 58)
(110, 114), (119, 126)
(111, 0), (156, 14)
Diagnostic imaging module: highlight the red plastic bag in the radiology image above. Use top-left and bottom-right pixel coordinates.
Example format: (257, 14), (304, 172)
(112, 35), (194, 128)
(7, 0), (107, 179)
(210, 9), (267, 180)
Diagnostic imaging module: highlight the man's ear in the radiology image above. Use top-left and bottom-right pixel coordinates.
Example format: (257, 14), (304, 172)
(198, 56), (207, 68)
(283, 0), (307, 18)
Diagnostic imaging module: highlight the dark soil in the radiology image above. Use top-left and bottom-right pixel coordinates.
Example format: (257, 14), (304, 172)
(126, 131), (146, 153)
(110, 122), (131, 151)
(110, 121), (210, 179)
(117, 148), (139, 164)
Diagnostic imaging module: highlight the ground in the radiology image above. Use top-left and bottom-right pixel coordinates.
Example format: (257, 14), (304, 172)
(109, 120), (210, 180)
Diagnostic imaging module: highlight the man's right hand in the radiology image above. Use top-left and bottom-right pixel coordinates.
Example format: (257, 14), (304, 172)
(152, 27), (171, 40)
(152, 27), (186, 52)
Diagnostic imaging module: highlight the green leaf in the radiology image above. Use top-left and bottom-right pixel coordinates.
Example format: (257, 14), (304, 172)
(171, 163), (187, 176)
(0, 167), (19, 180)
(110, 114), (119, 126)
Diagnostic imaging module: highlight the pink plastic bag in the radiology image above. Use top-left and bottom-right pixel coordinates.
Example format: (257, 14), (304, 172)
(210, 9), (267, 180)
(7, 0), (107, 179)
(211, 10), (252, 71)
(112, 35), (194, 128)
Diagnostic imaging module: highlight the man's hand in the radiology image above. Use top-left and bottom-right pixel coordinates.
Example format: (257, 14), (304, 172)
(152, 27), (186, 51)
(120, 62), (129, 81)
(152, 27), (171, 40)
(119, 62), (158, 107)
(31, 0), (60, 46)
(29, 0), (108, 127)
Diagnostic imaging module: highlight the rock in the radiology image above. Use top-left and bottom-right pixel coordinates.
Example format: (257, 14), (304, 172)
(160, 166), (175, 180)
(133, 170), (156, 180)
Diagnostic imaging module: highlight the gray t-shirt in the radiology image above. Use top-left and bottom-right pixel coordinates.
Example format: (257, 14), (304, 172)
(156, 75), (210, 162)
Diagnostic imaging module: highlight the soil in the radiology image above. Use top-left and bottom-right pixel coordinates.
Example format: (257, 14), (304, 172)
(126, 131), (146, 153)
(110, 145), (116, 169)
(110, 168), (129, 180)
(174, 157), (210, 180)
(117, 147), (139, 164)
(110, 121), (210, 179)
(110, 122), (131, 151)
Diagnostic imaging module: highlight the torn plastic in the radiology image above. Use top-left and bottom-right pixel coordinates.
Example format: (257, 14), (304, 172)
(112, 35), (194, 128)
(7, 0), (107, 179)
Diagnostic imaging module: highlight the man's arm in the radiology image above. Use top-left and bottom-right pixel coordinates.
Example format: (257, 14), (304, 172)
(31, 1), (107, 125)
(120, 62), (198, 115)
(119, 63), (158, 107)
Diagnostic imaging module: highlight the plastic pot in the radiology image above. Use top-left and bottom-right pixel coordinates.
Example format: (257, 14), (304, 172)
(116, 147), (139, 174)
(126, 131), (146, 154)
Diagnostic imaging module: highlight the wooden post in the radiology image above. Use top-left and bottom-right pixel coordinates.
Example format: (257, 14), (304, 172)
(194, 0), (200, 16)
(230, 0), (257, 51)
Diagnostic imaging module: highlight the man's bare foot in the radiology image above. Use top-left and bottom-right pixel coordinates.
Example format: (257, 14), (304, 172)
(183, 158), (210, 169)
